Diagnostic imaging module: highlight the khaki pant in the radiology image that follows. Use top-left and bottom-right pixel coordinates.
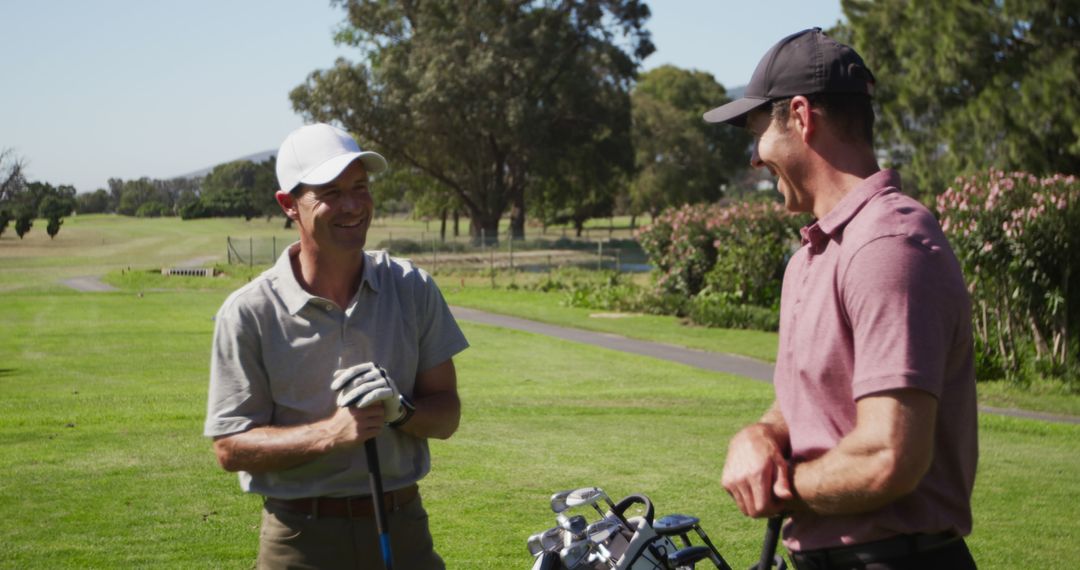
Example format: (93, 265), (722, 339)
(257, 494), (445, 570)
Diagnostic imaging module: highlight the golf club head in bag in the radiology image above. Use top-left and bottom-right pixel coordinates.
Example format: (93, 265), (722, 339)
(529, 527), (565, 556)
(655, 514), (732, 570)
(669, 545), (715, 569)
(528, 488), (751, 570)
(531, 550), (561, 570)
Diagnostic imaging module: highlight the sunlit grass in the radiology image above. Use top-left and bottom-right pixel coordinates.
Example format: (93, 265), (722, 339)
(0, 289), (1076, 568)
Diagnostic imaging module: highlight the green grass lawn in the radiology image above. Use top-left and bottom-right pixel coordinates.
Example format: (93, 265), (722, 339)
(1, 287), (1078, 568)
(443, 285), (780, 363)
(2, 214), (1078, 567)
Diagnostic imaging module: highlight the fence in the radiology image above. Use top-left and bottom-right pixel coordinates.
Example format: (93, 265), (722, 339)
(226, 235), (286, 267)
(224, 232), (651, 275)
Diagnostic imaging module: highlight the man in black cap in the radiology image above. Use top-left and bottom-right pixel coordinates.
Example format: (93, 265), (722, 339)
(707, 29), (978, 569)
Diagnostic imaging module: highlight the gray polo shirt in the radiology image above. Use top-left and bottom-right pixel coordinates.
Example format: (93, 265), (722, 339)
(204, 243), (469, 498)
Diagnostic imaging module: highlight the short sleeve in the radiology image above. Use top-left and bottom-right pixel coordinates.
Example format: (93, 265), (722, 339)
(414, 270), (469, 372)
(842, 236), (957, 400)
(204, 299), (273, 437)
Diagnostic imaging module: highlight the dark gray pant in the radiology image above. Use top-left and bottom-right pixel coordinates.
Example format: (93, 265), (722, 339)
(790, 538), (976, 570)
(257, 494), (445, 570)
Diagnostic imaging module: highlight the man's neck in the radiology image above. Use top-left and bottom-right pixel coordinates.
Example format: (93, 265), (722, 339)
(808, 145), (880, 219)
(291, 241), (364, 309)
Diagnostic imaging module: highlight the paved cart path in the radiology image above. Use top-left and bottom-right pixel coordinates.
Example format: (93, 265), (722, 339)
(450, 306), (1080, 426)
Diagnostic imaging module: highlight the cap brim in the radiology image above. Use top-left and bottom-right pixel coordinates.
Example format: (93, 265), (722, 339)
(298, 151), (388, 187)
(703, 97), (771, 127)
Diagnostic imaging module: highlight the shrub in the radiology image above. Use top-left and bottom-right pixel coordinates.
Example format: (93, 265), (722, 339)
(689, 291), (780, 331)
(547, 269), (693, 318)
(637, 199), (804, 311)
(936, 169), (1079, 384)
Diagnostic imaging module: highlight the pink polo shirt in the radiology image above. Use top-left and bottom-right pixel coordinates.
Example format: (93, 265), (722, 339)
(774, 170), (978, 551)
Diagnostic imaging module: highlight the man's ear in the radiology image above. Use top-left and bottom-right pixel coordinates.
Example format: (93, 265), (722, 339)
(789, 95), (815, 143)
(275, 190), (299, 221)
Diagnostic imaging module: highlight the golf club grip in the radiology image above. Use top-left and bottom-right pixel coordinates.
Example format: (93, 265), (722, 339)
(365, 439), (393, 570)
(757, 516), (783, 570)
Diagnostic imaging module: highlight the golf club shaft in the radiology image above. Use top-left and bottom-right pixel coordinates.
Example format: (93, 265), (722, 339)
(365, 439), (393, 570)
(693, 527), (732, 570)
(757, 516), (783, 570)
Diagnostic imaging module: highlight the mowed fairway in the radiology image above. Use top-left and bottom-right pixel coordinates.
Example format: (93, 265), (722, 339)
(1, 216), (1078, 568)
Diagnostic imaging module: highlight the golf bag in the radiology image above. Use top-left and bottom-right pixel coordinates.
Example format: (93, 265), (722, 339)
(604, 495), (680, 570)
(526, 487), (736, 570)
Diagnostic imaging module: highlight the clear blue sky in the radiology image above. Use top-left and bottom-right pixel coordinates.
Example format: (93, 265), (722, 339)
(0, 0), (843, 193)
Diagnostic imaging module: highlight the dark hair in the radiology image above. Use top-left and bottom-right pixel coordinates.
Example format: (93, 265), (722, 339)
(770, 92), (875, 147)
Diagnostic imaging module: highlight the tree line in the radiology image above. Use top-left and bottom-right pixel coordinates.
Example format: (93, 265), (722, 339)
(0, 152), (288, 239)
(0, 149), (78, 239)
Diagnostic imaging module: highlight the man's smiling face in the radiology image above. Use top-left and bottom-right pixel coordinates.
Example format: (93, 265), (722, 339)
(293, 159), (374, 253)
(747, 104), (811, 214)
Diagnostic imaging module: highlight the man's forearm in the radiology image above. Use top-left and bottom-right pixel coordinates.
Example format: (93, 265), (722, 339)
(214, 423), (337, 473)
(400, 359), (461, 440)
(213, 404), (388, 474)
(785, 391), (936, 516)
(398, 391), (460, 440)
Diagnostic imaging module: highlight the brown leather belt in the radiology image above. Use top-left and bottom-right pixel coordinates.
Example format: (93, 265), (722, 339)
(264, 484), (419, 518)
(791, 532), (962, 568)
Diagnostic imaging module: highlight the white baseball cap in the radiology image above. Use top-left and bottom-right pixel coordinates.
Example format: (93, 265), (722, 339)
(275, 123), (388, 192)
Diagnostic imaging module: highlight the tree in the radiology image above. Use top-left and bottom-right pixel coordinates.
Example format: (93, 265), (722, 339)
(116, 178), (161, 216)
(40, 195), (68, 238)
(630, 65), (751, 215)
(1, 149), (28, 238)
(196, 159), (277, 220)
(22, 182), (77, 239)
(76, 189), (111, 214)
(14, 215), (32, 238)
(291, 0), (654, 244)
(838, 0), (1080, 198)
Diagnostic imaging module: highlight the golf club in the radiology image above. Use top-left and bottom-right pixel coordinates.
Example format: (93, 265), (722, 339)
(756, 516), (785, 570)
(528, 527), (565, 556)
(560, 539), (595, 569)
(586, 518), (622, 544)
(668, 545), (713, 569)
(586, 519), (623, 569)
(559, 514), (589, 541)
(655, 514), (698, 547)
(567, 487), (635, 537)
(551, 489), (575, 514)
(530, 550), (560, 570)
(335, 358), (393, 570)
(655, 514), (732, 570)
(365, 439), (393, 570)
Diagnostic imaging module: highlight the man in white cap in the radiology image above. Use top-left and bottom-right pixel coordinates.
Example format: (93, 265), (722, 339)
(707, 29), (978, 569)
(205, 123), (468, 569)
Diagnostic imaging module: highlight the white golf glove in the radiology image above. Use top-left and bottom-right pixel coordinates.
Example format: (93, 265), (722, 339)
(330, 362), (406, 423)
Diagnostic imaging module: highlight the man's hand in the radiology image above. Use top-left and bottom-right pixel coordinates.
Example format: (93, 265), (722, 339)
(330, 362), (406, 423)
(722, 422), (791, 518)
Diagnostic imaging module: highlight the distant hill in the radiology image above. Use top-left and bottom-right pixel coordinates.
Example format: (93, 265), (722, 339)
(175, 149), (276, 180)
(727, 84), (746, 99)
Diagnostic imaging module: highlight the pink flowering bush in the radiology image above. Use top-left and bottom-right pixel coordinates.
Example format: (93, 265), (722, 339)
(937, 169), (1079, 383)
(637, 200), (805, 311)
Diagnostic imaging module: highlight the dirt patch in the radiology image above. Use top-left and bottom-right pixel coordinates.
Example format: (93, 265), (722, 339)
(61, 276), (117, 292)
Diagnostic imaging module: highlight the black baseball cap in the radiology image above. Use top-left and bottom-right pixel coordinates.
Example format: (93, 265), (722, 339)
(703, 28), (875, 127)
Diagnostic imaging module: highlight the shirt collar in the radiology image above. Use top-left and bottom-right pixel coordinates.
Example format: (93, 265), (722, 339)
(799, 169), (902, 249)
(270, 243), (381, 316)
